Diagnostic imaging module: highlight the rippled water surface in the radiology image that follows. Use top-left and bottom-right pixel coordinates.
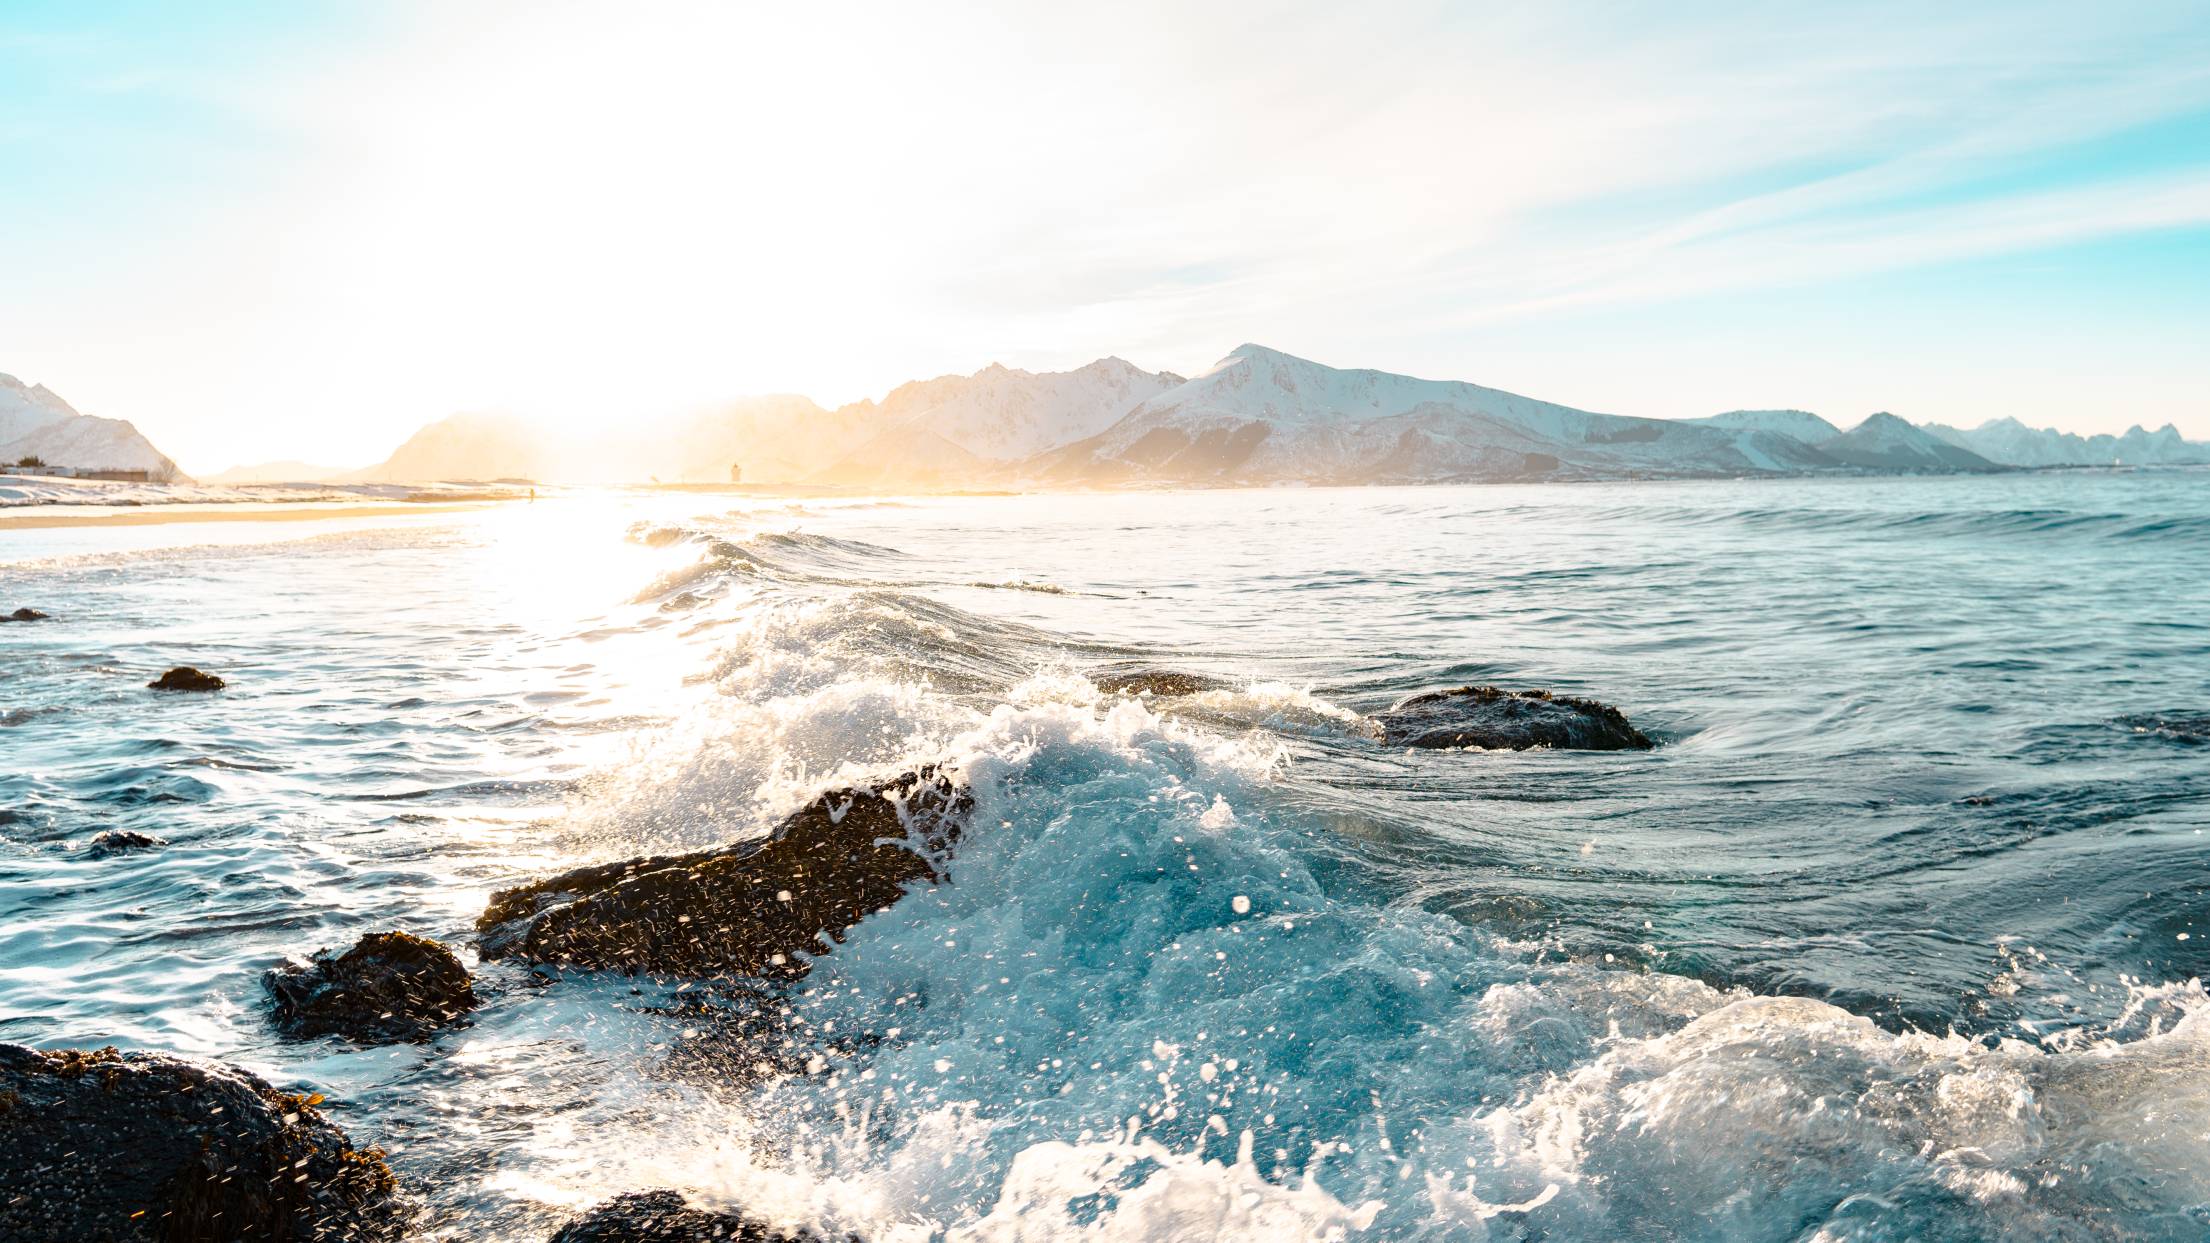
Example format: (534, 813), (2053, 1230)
(4, 473), (2208, 1240)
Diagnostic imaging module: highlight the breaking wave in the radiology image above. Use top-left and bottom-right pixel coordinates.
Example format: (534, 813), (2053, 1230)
(10, 476), (2209, 1241)
(517, 512), (2210, 1241)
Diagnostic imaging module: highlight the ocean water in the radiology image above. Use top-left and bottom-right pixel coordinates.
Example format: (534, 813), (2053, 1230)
(3, 472), (2208, 1241)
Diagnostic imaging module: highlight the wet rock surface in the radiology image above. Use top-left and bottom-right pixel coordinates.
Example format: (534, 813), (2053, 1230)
(2117, 712), (2210, 745)
(3, 606), (49, 622)
(479, 769), (968, 979)
(266, 931), (479, 1044)
(87, 829), (166, 858)
(549, 1190), (848, 1242)
(0, 1042), (404, 1243)
(1088, 664), (1227, 697)
(148, 666), (226, 692)
(1375, 685), (1653, 751)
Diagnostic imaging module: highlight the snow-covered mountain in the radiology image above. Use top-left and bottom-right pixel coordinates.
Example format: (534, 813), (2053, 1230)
(1032, 345), (1838, 484)
(812, 357), (1183, 484)
(0, 374), (72, 446)
(1921, 417), (2210, 467)
(1819, 412), (1997, 471)
(1684, 409), (1843, 444)
(0, 373), (188, 481)
(314, 344), (2203, 490)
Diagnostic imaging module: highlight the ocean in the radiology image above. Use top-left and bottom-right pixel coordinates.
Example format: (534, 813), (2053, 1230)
(3, 471), (2208, 1240)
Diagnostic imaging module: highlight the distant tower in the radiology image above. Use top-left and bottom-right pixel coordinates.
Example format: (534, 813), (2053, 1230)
(729, 462), (743, 484)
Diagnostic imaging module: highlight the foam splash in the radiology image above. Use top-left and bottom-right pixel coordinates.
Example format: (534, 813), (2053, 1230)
(538, 519), (2210, 1241)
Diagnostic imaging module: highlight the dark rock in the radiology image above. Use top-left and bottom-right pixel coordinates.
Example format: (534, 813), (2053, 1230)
(0, 1042), (404, 1243)
(550, 1190), (845, 1242)
(480, 769), (968, 979)
(2117, 712), (2210, 745)
(87, 829), (166, 858)
(1088, 665), (1227, 698)
(1375, 686), (1653, 751)
(266, 931), (478, 1044)
(3, 607), (49, 622)
(148, 666), (225, 692)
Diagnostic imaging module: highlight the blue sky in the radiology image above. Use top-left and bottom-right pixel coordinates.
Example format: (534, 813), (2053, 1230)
(3, 1), (2208, 471)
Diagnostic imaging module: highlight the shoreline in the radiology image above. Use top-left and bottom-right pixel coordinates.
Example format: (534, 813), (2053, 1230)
(0, 500), (502, 531)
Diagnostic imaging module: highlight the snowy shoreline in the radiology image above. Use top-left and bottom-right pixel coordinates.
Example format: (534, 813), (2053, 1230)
(0, 475), (532, 509)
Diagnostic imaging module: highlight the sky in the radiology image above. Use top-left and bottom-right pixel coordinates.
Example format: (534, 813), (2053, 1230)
(3, 1), (2209, 473)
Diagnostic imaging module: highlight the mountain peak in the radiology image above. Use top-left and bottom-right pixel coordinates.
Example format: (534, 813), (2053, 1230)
(1221, 343), (1320, 368)
(0, 375), (183, 479)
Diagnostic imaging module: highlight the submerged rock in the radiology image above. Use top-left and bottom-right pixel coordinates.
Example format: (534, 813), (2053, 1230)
(2117, 712), (2210, 745)
(480, 769), (968, 979)
(86, 829), (165, 858)
(266, 931), (479, 1044)
(1375, 686), (1653, 751)
(1088, 664), (1227, 697)
(0, 1042), (404, 1243)
(550, 1190), (845, 1242)
(3, 607), (49, 622)
(148, 666), (225, 692)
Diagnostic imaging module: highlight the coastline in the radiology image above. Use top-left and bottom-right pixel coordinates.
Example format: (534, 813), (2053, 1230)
(0, 500), (503, 530)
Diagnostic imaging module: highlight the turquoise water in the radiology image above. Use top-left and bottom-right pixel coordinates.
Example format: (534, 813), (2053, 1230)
(3, 473), (2208, 1239)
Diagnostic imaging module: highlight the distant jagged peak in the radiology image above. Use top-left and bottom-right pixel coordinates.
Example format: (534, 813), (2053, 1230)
(1075, 355), (1178, 382)
(836, 352), (1187, 462)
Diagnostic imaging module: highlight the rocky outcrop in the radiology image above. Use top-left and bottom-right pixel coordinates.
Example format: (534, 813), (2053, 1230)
(1375, 686), (1653, 751)
(266, 931), (478, 1044)
(148, 666), (225, 692)
(0, 1043), (404, 1242)
(479, 770), (968, 979)
(87, 829), (165, 858)
(549, 1190), (847, 1242)
(3, 607), (48, 622)
(1088, 665), (1227, 697)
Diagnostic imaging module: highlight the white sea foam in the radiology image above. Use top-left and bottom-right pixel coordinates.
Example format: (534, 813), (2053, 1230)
(542, 585), (2210, 1239)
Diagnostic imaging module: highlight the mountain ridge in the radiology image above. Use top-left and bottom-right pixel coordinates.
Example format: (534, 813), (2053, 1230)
(0, 373), (189, 482)
(1921, 415), (2210, 467)
(17, 349), (2207, 489)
